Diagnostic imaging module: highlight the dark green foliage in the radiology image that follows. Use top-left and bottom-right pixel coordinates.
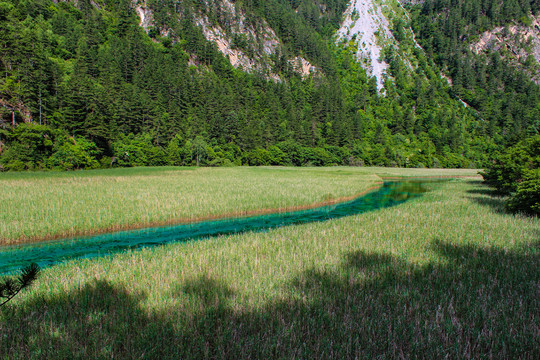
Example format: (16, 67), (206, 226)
(0, 124), (57, 170)
(481, 136), (540, 194)
(481, 136), (540, 215)
(0, 123), (100, 171)
(166, 133), (192, 166)
(0, 263), (40, 307)
(234, 0), (349, 74)
(112, 133), (167, 167)
(411, 0), (540, 146)
(47, 136), (101, 170)
(507, 170), (540, 215)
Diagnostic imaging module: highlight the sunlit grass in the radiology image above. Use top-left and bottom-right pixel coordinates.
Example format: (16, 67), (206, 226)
(0, 166), (385, 244)
(371, 166), (480, 178)
(1, 172), (536, 358)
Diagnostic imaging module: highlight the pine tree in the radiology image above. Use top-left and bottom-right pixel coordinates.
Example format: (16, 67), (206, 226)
(0, 264), (40, 308)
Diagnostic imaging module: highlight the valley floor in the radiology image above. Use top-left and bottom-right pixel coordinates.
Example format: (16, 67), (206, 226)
(0, 166), (476, 245)
(1, 167), (537, 358)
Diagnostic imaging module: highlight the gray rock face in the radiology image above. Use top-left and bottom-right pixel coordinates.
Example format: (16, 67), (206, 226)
(399, 0), (425, 5)
(132, 0), (539, 88)
(470, 15), (540, 83)
(336, 0), (393, 91)
(133, 0), (318, 81)
(336, 0), (425, 92)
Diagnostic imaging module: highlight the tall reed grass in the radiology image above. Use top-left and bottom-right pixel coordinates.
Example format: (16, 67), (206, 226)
(0, 166), (383, 244)
(1, 170), (536, 359)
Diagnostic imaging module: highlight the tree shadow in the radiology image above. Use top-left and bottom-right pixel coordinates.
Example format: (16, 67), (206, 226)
(1, 280), (179, 358)
(2, 239), (538, 359)
(466, 180), (508, 213)
(179, 275), (234, 307)
(465, 182), (496, 196)
(467, 195), (507, 213)
(286, 240), (539, 358)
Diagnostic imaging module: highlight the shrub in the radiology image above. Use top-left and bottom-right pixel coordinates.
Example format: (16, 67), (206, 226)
(480, 136), (540, 195)
(506, 170), (540, 216)
(244, 148), (271, 166)
(208, 158), (234, 167)
(3, 159), (25, 171)
(113, 133), (166, 167)
(146, 147), (168, 166)
(47, 136), (100, 170)
(0, 123), (56, 170)
(267, 146), (287, 165)
(481, 136), (540, 215)
(276, 141), (305, 166)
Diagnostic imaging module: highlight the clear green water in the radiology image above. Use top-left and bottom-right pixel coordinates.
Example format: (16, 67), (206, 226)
(0, 181), (433, 275)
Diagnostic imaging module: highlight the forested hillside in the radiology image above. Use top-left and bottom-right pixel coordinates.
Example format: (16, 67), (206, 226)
(411, 0), (540, 143)
(0, 0), (538, 171)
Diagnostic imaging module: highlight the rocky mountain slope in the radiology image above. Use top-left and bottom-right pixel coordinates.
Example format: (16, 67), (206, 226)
(133, 0), (430, 88)
(336, 0), (427, 91)
(470, 14), (540, 83)
(134, 0), (318, 80)
(336, 0), (393, 90)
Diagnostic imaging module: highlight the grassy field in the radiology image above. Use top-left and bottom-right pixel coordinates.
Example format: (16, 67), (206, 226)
(0, 167), (537, 358)
(0, 166), (384, 245)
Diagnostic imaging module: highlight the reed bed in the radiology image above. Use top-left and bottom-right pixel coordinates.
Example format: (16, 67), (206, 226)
(370, 166), (481, 178)
(1, 170), (537, 359)
(0, 166), (381, 244)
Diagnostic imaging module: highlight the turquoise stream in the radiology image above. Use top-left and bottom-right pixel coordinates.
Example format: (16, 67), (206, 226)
(0, 181), (434, 275)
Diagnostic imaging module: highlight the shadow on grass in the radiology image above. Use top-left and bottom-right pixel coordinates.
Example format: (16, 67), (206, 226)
(466, 180), (508, 213)
(180, 275), (234, 306)
(465, 181), (497, 196)
(2, 240), (538, 359)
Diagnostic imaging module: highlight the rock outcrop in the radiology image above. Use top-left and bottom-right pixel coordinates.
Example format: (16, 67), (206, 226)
(470, 15), (540, 83)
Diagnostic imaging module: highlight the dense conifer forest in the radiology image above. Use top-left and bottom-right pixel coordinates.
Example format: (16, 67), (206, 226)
(412, 0), (540, 143)
(0, 0), (538, 171)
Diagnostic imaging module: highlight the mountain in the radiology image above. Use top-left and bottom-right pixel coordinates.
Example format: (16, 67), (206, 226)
(336, 0), (424, 91)
(0, 0), (538, 171)
(135, 0), (318, 80)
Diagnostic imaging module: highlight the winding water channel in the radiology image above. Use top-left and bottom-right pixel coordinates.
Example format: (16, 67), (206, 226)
(0, 180), (436, 275)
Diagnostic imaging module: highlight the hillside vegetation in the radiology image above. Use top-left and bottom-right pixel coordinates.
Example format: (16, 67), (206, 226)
(481, 135), (540, 215)
(2, 0), (538, 171)
(411, 0), (540, 144)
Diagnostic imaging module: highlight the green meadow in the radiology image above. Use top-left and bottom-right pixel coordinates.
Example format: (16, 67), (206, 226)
(0, 167), (380, 245)
(0, 167), (538, 359)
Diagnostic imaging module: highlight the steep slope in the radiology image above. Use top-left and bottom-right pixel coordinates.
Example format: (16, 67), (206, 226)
(135, 0), (318, 80)
(336, 0), (427, 91)
(411, 0), (540, 142)
(470, 14), (540, 84)
(0, 0), (538, 172)
(337, 0), (393, 90)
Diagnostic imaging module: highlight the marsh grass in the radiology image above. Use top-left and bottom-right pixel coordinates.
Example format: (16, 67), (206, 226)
(372, 166), (481, 179)
(0, 167), (382, 244)
(1, 176), (537, 359)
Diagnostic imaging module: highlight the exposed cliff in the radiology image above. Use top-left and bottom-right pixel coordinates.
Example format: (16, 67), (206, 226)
(470, 15), (540, 83)
(2, 0), (539, 170)
(336, 0), (426, 91)
(336, 0), (393, 90)
(134, 0), (317, 80)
